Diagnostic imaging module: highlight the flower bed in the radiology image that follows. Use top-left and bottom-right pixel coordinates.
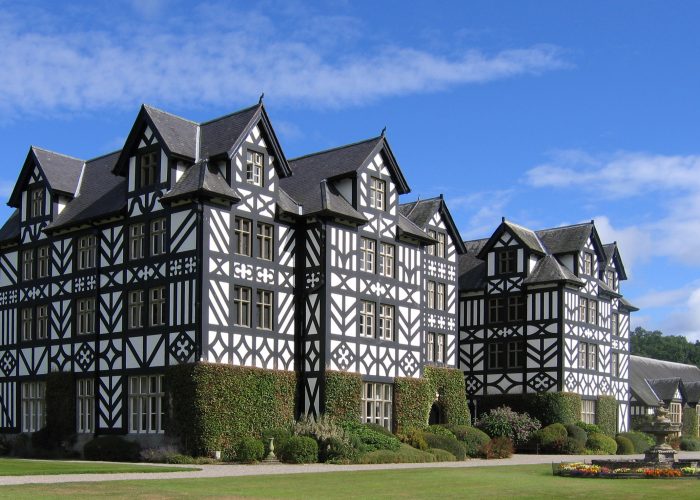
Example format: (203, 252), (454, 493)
(555, 462), (700, 479)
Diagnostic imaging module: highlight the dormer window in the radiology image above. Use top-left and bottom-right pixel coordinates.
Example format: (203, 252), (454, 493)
(606, 269), (616, 289)
(246, 150), (263, 186)
(583, 253), (593, 275)
(139, 151), (158, 188)
(436, 233), (446, 258)
(30, 188), (44, 218)
(498, 250), (516, 274)
(369, 177), (386, 211)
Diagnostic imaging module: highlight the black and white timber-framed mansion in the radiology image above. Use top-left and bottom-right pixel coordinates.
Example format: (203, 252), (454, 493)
(0, 102), (636, 441)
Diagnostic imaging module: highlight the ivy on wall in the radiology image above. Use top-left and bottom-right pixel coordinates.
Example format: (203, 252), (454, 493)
(424, 367), (471, 426)
(682, 406), (699, 438)
(323, 371), (362, 423)
(596, 395), (619, 437)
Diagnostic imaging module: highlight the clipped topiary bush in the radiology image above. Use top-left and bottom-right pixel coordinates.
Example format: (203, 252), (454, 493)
(424, 367), (471, 426)
(427, 448), (457, 462)
(235, 437), (265, 463)
(680, 437), (700, 451)
(83, 436), (141, 462)
(476, 406), (540, 446)
(427, 425), (456, 438)
(560, 437), (585, 455)
(397, 427), (428, 451)
(480, 436), (514, 459)
(356, 444), (436, 464)
(533, 423), (568, 452)
(474, 392), (581, 426)
(341, 421), (400, 452)
(447, 425), (490, 458)
(279, 436), (318, 464)
(615, 435), (635, 455)
(617, 431), (654, 453)
(682, 406), (699, 439)
(576, 421), (601, 435)
(565, 424), (587, 446)
(422, 432), (467, 460)
(323, 371), (362, 423)
(393, 377), (433, 432)
(596, 396), (618, 437)
(586, 432), (617, 455)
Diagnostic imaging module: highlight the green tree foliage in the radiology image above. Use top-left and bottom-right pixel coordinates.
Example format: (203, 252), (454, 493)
(630, 327), (700, 367)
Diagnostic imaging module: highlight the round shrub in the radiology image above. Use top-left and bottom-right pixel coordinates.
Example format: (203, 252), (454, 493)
(680, 437), (700, 451)
(448, 425), (490, 458)
(586, 432), (617, 455)
(480, 436), (514, 459)
(533, 423), (568, 453)
(342, 422), (400, 452)
(565, 424), (587, 446)
(427, 448), (457, 462)
(427, 425), (456, 438)
(576, 421), (601, 435)
(614, 435), (635, 455)
(397, 428), (428, 451)
(236, 437), (265, 463)
(617, 431), (654, 453)
(262, 428), (291, 457)
(83, 436), (141, 462)
(560, 437), (585, 455)
(422, 432), (466, 460)
(279, 436), (318, 464)
(476, 406), (540, 446)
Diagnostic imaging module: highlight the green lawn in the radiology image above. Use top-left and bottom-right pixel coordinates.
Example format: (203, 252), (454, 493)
(0, 464), (698, 499)
(0, 458), (197, 476)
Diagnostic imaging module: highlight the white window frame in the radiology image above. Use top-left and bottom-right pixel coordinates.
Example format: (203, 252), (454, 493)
(129, 375), (164, 434)
(77, 235), (97, 270)
(257, 289), (273, 330)
(21, 307), (33, 341)
(581, 399), (596, 425)
(234, 286), (252, 327)
(579, 297), (587, 322)
(21, 381), (45, 432)
(22, 248), (33, 281)
(37, 304), (49, 340)
(77, 297), (96, 335)
(427, 332), (435, 362)
(235, 217), (252, 256)
(129, 223), (145, 260)
(77, 378), (94, 434)
(436, 282), (446, 311)
(128, 290), (144, 329)
(30, 187), (44, 218)
(588, 299), (598, 325)
(427, 230), (437, 256)
(360, 301), (375, 337)
(587, 343), (597, 370)
(360, 238), (375, 273)
(583, 252), (593, 275)
(436, 333), (445, 363)
(379, 242), (394, 278)
(488, 342), (504, 369)
(362, 382), (392, 430)
(436, 232), (446, 259)
(427, 281), (436, 309)
(378, 304), (394, 340)
(257, 222), (274, 261)
(150, 218), (166, 256)
(669, 402), (682, 425)
(246, 150), (264, 186)
(578, 342), (587, 369)
(369, 177), (386, 211)
(37, 245), (50, 279)
(150, 287), (166, 327)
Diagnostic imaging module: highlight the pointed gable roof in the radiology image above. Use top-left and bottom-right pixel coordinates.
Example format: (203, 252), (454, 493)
(399, 196), (467, 254)
(8, 147), (85, 208)
(603, 242), (628, 280)
(535, 222), (604, 257)
(523, 254), (584, 286)
(476, 219), (546, 260)
(160, 159), (241, 206)
(0, 209), (20, 245)
(199, 104), (259, 159)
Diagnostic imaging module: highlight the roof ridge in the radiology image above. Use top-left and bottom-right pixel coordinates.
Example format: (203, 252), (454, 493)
(536, 221), (594, 233)
(31, 146), (84, 162)
(199, 103), (260, 126)
(143, 104), (199, 125)
(85, 149), (122, 164)
(631, 354), (700, 369)
(289, 136), (382, 163)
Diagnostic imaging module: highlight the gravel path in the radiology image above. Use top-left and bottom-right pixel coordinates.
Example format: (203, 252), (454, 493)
(1, 452), (699, 486)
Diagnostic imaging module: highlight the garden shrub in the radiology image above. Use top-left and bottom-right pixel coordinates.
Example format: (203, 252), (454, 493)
(681, 406), (699, 438)
(279, 436), (318, 464)
(447, 425), (490, 458)
(0, 436), (10, 456)
(668, 436), (681, 450)
(575, 421), (601, 435)
(586, 432), (617, 455)
(427, 448), (457, 461)
(396, 427), (428, 451)
(422, 432), (466, 460)
(427, 425), (456, 438)
(166, 363), (296, 456)
(679, 437), (700, 451)
(630, 414), (653, 432)
(565, 424), (587, 446)
(235, 437), (265, 463)
(322, 437), (360, 464)
(474, 392), (581, 426)
(364, 423), (394, 437)
(83, 436), (141, 462)
(341, 421), (401, 452)
(476, 406), (540, 446)
(262, 427), (292, 457)
(615, 435), (635, 455)
(356, 444), (436, 464)
(560, 437), (585, 455)
(480, 436), (514, 459)
(617, 431), (654, 453)
(393, 377), (433, 432)
(596, 396), (618, 437)
(424, 367), (471, 426)
(533, 423), (568, 452)
(323, 371), (362, 423)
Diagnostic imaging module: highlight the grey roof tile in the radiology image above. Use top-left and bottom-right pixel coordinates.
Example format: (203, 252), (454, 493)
(629, 355), (700, 406)
(684, 381), (700, 405)
(459, 253), (487, 291)
(161, 159), (240, 204)
(399, 198), (442, 228)
(0, 209), (20, 244)
(31, 147), (85, 195)
(504, 221), (546, 254)
(536, 222), (594, 255)
(396, 213), (434, 242)
(199, 105), (260, 159)
(523, 255), (584, 286)
(144, 105), (198, 159)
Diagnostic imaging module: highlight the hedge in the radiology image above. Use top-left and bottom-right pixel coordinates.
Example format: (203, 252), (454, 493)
(424, 367), (471, 426)
(323, 371), (362, 423)
(166, 363), (296, 456)
(45, 371), (75, 445)
(682, 406), (698, 438)
(393, 377), (433, 431)
(474, 392), (581, 426)
(596, 395), (618, 437)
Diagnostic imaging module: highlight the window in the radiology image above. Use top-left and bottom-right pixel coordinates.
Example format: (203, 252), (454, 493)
(21, 382), (45, 432)
(611, 352), (619, 377)
(37, 246), (50, 278)
(578, 342), (587, 369)
(77, 298), (96, 335)
(22, 249), (33, 281)
(77, 379), (94, 434)
(379, 242), (394, 278)
(488, 342), (504, 369)
(489, 297), (504, 323)
(427, 230), (436, 256)
(139, 151), (158, 188)
(669, 402), (682, 425)
(611, 313), (618, 336)
(128, 290), (144, 329)
(436, 283), (446, 311)
(129, 224), (145, 260)
(427, 281), (436, 309)
(257, 223), (274, 261)
(37, 305), (48, 340)
(508, 296), (524, 321)
(498, 250), (516, 274)
(150, 218), (166, 256)
(362, 382), (392, 430)
(588, 299), (598, 325)
(378, 304), (394, 340)
(360, 301), (375, 337)
(246, 150), (264, 186)
(21, 307), (33, 341)
(606, 269), (616, 289)
(360, 238), (375, 273)
(583, 253), (593, 275)
(578, 342), (598, 370)
(588, 343), (597, 370)
(150, 287), (166, 326)
(234, 286), (252, 327)
(579, 297), (587, 322)
(77, 235), (97, 270)
(436, 333), (445, 363)
(369, 177), (386, 211)
(235, 217), (252, 256)
(30, 188), (44, 218)
(436, 233), (446, 258)
(507, 340), (524, 368)
(581, 399), (596, 425)
(257, 290), (273, 330)
(427, 333), (435, 362)
(129, 375), (164, 434)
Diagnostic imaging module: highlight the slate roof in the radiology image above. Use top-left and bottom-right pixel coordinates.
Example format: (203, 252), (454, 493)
(684, 382), (700, 405)
(277, 188), (301, 216)
(618, 296), (639, 311)
(0, 209), (20, 244)
(161, 159), (240, 205)
(399, 198), (442, 228)
(315, 180), (367, 223)
(629, 355), (700, 406)
(143, 105), (198, 159)
(396, 213), (434, 243)
(504, 221), (546, 255)
(47, 151), (124, 231)
(523, 255), (583, 286)
(647, 378), (683, 402)
(536, 222), (594, 255)
(199, 104), (260, 159)
(459, 253), (487, 291)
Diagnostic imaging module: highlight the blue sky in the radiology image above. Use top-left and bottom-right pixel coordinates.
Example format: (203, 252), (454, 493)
(1, 0), (699, 340)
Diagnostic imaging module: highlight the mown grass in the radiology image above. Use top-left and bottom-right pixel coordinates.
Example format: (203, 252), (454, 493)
(0, 458), (197, 476)
(0, 464), (698, 499)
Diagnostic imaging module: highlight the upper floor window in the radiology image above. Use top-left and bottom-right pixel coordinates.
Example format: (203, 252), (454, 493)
(128, 290), (144, 329)
(488, 340), (523, 369)
(77, 297), (96, 335)
(139, 151), (159, 188)
(436, 233), (446, 258)
(583, 252), (593, 275)
(606, 269), (616, 289)
(246, 150), (264, 186)
(611, 312), (618, 336)
(489, 297), (504, 323)
(235, 217), (252, 256)
(360, 238), (375, 273)
(77, 235), (97, 271)
(257, 223), (274, 261)
(22, 249), (34, 281)
(436, 333), (446, 363)
(37, 246), (50, 278)
(29, 188), (44, 218)
(669, 402), (682, 425)
(129, 224), (145, 260)
(37, 305), (49, 340)
(427, 281), (436, 309)
(379, 242), (394, 278)
(578, 342), (597, 370)
(508, 296), (524, 321)
(436, 282), (446, 311)
(369, 177), (386, 211)
(579, 297), (588, 323)
(21, 307), (33, 341)
(427, 230), (436, 256)
(498, 250), (516, 274)
(507, 340), (524, 368)
(360, 300), (375, 337)
(234, 285), (252, 327)
(150, 287), (166, 327)
(378, 304), (394, 340)
(21, 382), (45, 433)
(257, 289), (273, 330)
(611, 352), (619, 377)
(151, 218), (166, 256)
(588, 299), (598, 325)
(427, 332), (435, 362)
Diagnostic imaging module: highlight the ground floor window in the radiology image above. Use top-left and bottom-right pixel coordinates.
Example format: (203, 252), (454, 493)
(129, 375), (164, 434)
(581, 399), (596, 425)
(77, 378), (94, 433)
(21, 381), (45, 432)
(362, 382), (392, 430)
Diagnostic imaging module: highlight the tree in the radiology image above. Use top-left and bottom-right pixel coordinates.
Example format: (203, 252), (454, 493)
(630, 327), (700, 367)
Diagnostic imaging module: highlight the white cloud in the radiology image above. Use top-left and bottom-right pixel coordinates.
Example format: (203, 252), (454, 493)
(628, 282), (700, 342)
(0, 6), (568, 116)
(591, 215), (653, 271)
(448, 189), (514, 240)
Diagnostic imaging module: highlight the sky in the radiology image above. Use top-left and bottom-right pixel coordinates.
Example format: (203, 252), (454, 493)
(1, 0), (699, 341)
